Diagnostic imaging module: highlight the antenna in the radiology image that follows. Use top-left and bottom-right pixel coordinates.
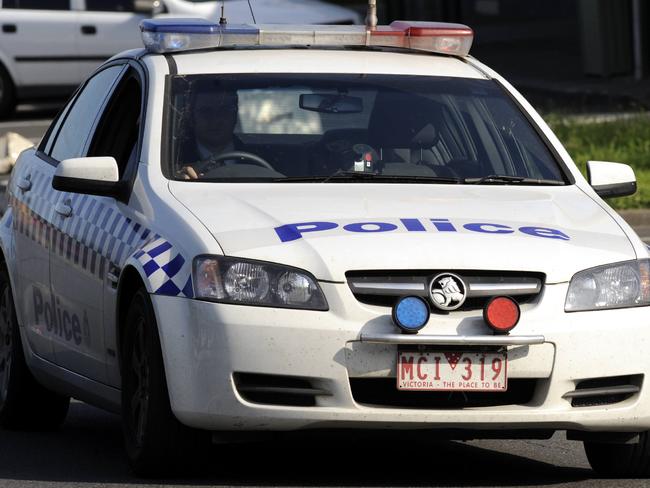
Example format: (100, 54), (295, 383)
(366, 0), (377, 30)
(247, 0), (257, 23)
(219, 0), (227, 25)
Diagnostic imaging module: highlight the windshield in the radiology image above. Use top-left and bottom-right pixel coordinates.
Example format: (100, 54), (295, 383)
(165, 74), (567, 184)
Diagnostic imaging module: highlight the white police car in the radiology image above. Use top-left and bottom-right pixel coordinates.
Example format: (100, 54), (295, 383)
(0, 16), (648, 477)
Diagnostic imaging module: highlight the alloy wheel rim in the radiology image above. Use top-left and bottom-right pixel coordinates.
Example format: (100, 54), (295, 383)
(0, 286), (12, 404)
(129, 317), (150, 448)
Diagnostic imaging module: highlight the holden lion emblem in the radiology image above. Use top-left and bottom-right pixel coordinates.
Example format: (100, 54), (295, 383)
(429, 273), (467, 311)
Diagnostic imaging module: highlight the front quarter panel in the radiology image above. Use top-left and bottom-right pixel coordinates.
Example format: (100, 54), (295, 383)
(103, 161), (224, 387)
(103, 56), (227, 386)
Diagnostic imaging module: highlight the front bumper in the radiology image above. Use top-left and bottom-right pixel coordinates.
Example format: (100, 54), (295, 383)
(152, 282), (650, 433)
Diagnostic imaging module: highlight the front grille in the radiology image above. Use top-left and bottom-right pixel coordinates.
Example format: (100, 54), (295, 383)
(350, 378), (537, 408)
(353, 293), (538, 310)
(347, 270), (544, 311)
(234, 373), (331, 407)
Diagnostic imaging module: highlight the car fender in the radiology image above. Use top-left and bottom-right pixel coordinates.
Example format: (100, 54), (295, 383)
(121, 236), (194, 299)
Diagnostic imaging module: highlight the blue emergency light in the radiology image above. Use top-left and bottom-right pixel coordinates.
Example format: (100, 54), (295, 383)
(140, 18), (259, 53)
(392, 296), (430, 334)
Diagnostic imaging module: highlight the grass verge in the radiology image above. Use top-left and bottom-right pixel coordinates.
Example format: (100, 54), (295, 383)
(546, 114), (650, 209)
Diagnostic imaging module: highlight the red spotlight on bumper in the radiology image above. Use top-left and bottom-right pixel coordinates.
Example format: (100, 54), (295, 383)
(483, 296), (520, 334)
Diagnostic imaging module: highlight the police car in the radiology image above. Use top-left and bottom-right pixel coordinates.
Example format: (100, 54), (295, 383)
(0, 14), (648, 478)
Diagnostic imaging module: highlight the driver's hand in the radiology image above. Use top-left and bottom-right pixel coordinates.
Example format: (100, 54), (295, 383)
(176, 156), (225, 179)
(176, 165), (200, 180)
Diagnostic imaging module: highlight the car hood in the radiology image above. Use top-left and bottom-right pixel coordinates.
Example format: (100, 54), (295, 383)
(168, 183), (636, 283)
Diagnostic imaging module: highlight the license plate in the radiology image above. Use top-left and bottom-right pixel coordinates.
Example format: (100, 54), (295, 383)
(397, 350), (508, 391)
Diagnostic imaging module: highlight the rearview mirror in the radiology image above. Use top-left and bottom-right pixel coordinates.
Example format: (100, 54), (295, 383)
(587, 161), (637, 198)
(53, 157), (128, 201)
(299, 94), (363, 114)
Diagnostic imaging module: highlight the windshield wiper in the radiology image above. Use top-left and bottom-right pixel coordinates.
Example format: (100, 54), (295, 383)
(276, 171), (461, 184)
(322, 170), (379, 183)
(464, 175), (565, 185)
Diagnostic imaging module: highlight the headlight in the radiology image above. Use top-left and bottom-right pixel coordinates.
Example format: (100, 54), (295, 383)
(565, 259), (650, 312)
(192, 255), (328, 310)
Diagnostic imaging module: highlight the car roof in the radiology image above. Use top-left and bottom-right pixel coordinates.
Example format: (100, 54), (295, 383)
(108, 48), (149, 63)
(164, 48), (487, 79)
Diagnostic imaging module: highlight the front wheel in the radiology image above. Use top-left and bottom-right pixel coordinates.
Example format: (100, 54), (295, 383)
(584, 433), (650, 477)
(121, 288), (209, 476)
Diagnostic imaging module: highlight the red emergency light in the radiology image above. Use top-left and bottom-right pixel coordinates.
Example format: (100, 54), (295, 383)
(375, 21), (474, 55)
(483, 296), (520, 334)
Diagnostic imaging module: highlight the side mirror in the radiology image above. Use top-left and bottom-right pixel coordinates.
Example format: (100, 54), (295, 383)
(53, 157), (128, 201)
(587, 161), (637, 198)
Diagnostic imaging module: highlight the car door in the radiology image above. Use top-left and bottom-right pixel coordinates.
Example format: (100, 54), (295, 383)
(49, 64), (144, 384)
(9, 63), (123, 366)
(10, 148), (62, 363)
(75, 0), (147, 81)
(36, 63), (125, 383)
(0, 0), (82, 88)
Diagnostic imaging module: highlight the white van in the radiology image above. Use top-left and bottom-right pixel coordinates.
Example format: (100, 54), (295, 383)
(0, 0), (361, 116)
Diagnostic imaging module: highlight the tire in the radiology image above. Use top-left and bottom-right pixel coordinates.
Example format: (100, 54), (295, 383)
(0, 264), (70, 430)
(584, 433), (650, 478)
(0, 64), (15, 120)
(121, 288), (209, 477)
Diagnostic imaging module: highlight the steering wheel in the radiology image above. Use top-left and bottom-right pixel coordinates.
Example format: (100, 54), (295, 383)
(210, 151), (274, 170)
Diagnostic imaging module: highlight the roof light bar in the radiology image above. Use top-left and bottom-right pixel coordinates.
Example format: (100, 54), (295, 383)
(140, 19), (474, 56)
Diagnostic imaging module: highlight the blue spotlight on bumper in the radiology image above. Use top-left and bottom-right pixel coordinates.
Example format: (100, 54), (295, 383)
(392, 296), (430, 334)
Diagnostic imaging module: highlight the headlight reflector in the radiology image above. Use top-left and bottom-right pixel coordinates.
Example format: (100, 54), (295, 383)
(193, 256), (328, 310)
(276, 272), (313, 305)
(224, 262), (270, 302)
(565, 259), (650, 312)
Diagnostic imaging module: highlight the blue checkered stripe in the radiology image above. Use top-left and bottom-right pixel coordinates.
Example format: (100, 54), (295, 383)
(10, 167), (193, 299)
(134, 238), (193, 298)
(53, 192), (157, 281)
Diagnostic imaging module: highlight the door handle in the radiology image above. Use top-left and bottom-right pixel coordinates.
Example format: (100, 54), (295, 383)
(16, 176), (31, 192)
(55, 201), (72, 218)
(81, 25), (97, 35)
(2, 24), (17, 34)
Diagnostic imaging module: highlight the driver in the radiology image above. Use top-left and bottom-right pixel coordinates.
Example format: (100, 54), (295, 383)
(177, 88), (240, 180)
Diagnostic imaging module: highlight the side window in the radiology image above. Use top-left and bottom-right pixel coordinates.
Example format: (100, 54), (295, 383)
(85, 0), (134, 12)
(3, 0), (69, 9)
(39, 93), (78, 155)
(50, 65), (124, 162)
(87, 69), (143, 179)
